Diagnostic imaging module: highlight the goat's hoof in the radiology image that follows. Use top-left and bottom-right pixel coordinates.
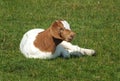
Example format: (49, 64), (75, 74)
(84, 49), (96, 56)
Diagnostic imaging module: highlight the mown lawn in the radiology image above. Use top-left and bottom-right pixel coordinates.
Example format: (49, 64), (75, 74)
(0, 0), (120, 81)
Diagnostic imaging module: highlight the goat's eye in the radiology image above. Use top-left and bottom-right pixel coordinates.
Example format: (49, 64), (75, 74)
(59, 28), (65, 33)
(60, 28), (64, 31)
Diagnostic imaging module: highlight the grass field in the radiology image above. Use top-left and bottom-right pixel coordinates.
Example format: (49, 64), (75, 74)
(0, 0), (120, 81)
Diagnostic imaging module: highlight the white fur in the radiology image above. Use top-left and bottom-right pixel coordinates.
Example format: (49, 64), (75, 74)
(61, 20), (71, 30)
(20, 29), (95, 59)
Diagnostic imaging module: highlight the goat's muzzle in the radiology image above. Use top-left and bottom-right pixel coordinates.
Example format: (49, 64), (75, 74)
(65, 31), (75, 42)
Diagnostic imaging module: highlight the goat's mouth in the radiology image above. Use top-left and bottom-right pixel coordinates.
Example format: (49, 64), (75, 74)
(60, 31), (76, 42)
(65, 36), (74, 42)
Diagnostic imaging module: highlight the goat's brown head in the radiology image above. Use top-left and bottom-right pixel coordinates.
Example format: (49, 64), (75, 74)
(50, 20), (75, 42)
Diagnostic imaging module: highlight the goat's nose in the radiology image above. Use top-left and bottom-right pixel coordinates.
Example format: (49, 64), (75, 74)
(69, 32), (75, 40)
(70, 34), (74, 38)
(71, 32), (76, 37)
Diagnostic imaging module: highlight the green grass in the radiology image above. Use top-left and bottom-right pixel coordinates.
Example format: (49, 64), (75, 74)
(0, 0), (120, 81)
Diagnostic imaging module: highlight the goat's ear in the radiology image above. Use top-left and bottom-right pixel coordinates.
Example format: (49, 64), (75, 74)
(52, 20), (62, 27)
(52, 20), (59, 27)
(50, 20), (63, 39)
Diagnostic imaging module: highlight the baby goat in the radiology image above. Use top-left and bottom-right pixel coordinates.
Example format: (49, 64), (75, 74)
(20, 20), (95, 59)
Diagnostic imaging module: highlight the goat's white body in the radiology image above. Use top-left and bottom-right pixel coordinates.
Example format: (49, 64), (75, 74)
(20, 29), (95, 59)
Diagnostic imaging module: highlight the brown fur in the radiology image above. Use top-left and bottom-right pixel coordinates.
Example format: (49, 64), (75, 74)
(34, 20), (75, 53)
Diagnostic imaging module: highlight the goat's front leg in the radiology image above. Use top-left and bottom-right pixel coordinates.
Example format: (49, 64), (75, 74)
(54, 45), (70, 58)
(60, 41), (96, 56)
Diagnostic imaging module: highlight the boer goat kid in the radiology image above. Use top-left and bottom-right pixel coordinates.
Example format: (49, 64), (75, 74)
(20, 20), (95, 59)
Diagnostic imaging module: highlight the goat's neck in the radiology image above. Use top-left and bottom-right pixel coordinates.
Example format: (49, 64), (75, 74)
(34, 29), (62, 53)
